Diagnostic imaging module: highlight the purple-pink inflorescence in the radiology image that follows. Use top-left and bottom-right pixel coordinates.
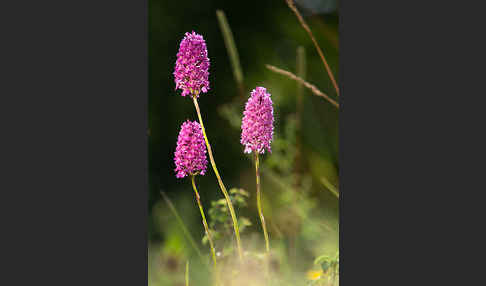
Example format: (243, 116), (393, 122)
(241, 87), (274, 154)
(174, 120), (208, 178)
(174, 31), (210, 97)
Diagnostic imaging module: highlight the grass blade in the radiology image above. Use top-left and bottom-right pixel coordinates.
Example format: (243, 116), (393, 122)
(320, 176), (339, 198)
(160, 190), (205, 262)
(216, 10), (245, 97)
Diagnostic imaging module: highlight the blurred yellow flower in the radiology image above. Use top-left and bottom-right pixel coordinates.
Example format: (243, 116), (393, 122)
(306, 269), (324, 280)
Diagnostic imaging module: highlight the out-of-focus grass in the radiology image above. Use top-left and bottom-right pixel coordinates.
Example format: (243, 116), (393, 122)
(216, 10), (244, 96)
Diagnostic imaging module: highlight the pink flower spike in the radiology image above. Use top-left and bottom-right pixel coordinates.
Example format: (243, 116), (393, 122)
(173, 31), (210, 98)
(240, 87), (274, 154)
(174, 120), (208, 178)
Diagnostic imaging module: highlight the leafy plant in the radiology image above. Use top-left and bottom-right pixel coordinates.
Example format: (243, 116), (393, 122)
(203, 188), (253, 257)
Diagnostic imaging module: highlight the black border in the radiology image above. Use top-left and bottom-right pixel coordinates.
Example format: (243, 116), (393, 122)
(3, 0), (479, 284)
(1, 1), (148, 284)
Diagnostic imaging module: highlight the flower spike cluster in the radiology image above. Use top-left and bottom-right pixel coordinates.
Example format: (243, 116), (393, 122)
(174, 31), (210, 97)
(174, 120), (208, 178)
(241, 87), (274, 154)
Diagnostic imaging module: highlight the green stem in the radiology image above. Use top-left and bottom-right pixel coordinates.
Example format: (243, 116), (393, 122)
(191, 175), (218, 268)
(255, 153), (270, 254)
(320, 176), (339, 198)
(185, 261), (189, 286)
(192, 95), (244, 262)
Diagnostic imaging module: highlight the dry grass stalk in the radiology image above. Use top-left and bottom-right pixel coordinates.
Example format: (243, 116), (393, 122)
(265, 64), (339, 108)
(286, 0), (340, 96)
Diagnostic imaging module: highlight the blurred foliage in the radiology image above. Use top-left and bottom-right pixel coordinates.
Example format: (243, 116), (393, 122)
(309, 251), (339, 285)
(203, 188), (253, 257)
(149, 0), (339, 285)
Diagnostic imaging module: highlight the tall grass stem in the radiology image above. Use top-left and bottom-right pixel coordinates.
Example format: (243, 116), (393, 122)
(286, 0), (339, 96)
(216, 10), (244, 98)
